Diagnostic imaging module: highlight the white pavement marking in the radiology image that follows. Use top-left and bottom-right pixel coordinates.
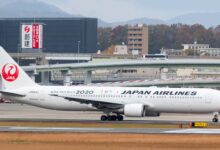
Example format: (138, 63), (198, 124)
(9, 127), (113, 131)
(165, 129), (220, 134)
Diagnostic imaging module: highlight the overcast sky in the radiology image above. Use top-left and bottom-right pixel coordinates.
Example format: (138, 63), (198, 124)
(23, 0), (220, 22)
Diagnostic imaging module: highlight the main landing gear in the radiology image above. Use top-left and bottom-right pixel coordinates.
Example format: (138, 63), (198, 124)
(100, 114), (124, 121)
(212, 112), (219, 123)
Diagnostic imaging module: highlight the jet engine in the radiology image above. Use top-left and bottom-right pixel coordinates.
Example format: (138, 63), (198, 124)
(123, 104), (145, 117)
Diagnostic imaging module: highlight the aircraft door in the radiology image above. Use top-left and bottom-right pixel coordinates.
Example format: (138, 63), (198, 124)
(205, 94), (212, 104)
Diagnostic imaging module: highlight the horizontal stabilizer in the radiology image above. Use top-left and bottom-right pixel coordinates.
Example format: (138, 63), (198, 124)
(0, 91), (26, 97)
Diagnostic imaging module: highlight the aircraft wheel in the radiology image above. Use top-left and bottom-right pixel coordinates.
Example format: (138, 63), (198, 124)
(101, 115), (107, 121)
(212, 112), (219, 123)
(117, 115), (124, 121)
(111, 115), (117, 121)
(107, 115), (113, 121)
(212, 118), (218, 123)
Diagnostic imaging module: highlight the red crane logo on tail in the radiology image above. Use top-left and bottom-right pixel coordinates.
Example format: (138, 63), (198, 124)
(2, 64), (19, 82)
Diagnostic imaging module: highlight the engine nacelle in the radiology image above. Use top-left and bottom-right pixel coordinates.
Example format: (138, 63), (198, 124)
(124, 104), (145, 117)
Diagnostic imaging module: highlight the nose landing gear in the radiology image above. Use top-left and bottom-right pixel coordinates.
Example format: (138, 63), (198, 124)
(212, 112), (219, 123)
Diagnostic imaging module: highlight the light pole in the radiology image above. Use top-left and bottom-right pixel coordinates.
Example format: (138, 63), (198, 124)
(17, 43), (20, 65)
(77, 41), (80, 63)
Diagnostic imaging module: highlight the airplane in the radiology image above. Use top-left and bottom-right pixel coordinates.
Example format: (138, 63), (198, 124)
(0, 46), (220, 122)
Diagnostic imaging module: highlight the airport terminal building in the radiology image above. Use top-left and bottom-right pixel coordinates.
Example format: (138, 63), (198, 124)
(0, 18), (97, 53)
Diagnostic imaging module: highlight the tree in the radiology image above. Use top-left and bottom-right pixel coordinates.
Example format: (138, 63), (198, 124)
(111, 25), (128, 45)
(98, 24), (220, 54)
(97, 27), (112, 51)
(98, 25), (128, 52)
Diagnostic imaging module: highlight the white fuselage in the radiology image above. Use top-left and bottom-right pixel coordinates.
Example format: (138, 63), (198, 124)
(2, 86), (220, 114)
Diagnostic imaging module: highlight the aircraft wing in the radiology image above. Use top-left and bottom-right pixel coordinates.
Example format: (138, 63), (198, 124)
(50, 94), (123, 110)
(0, 91), (26, 97)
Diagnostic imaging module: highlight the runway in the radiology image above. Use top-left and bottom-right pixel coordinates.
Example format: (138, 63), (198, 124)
(1, 126), (220, 134)
(0, 103), (219, 134)
(0, 117), (198, 125)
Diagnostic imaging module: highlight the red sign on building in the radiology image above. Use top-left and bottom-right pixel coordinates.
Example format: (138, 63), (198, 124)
(21, 23), (43, 49)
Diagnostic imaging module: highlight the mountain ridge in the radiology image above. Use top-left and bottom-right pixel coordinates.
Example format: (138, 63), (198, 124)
(0, 0), (220, 27)
(0, 0), (73, 18)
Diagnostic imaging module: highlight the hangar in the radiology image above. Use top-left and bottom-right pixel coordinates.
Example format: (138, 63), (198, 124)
(0, 17), (97, 53)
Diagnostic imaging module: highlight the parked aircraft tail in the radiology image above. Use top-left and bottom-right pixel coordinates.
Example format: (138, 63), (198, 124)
(0, 46), (38, 90)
